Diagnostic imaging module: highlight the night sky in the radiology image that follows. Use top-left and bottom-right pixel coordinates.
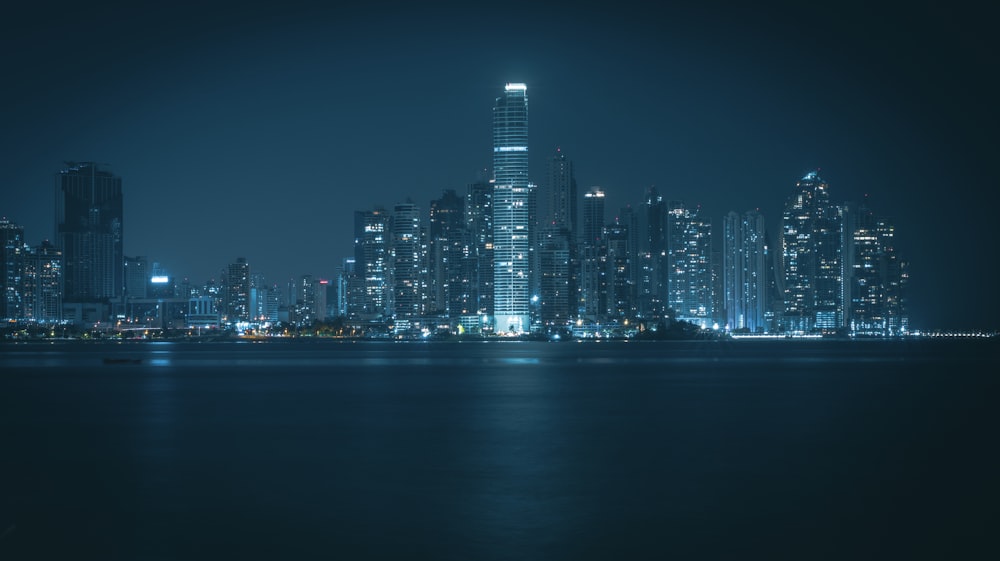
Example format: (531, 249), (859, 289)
(2, 1), (996, 330)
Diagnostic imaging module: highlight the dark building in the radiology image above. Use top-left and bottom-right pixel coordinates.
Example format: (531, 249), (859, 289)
(55, 162), (123, 321)
(428, 190), (465, 317)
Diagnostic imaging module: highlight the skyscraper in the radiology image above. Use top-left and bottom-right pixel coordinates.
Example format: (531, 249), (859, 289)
(224, 257), (251, 324)
(55, 162), (123, 319)
(636, 187), (667, 321)
(353, 208), (392, 321)
(781, 171), (845, 332)
(547, 148), (577, 235)
(579, 188), (607, 321)
(492, 82), (531, 333)
(666, 201), (713, 328)
(465, 179), (493, 330)
(849, 199), (908, 335)
(391, 201), (424, 324)
(22, 240), (62, 323)
(428, 189), (465, 317)
(1, 217), (25, 320)
(723, 210), (767, 332)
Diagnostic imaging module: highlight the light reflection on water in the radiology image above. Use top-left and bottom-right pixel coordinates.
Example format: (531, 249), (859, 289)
(0, 338), (997, 560)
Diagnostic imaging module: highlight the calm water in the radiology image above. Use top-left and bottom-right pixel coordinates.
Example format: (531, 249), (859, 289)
(1, 339), (998, 560)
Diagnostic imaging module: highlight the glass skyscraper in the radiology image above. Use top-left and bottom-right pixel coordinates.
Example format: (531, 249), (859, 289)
(723, 210), (767, 332)
(492, 83), (531, 334)
(781, 171), (845, 332)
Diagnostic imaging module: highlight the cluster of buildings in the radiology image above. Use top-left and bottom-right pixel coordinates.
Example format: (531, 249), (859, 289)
(1, 83), (909, 338)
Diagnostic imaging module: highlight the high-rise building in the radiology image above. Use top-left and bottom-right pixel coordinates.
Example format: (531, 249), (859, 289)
(1, 217), (26, 320)
(353, 208), (392, 321)
(582, 188), (606, 247)
(849, 199), (908, 335)
(55, 162), (124, 315)
(338, 257), (363, 319)
(428, 189), (465, 317)
(465, 179), (493, 330)
(547, 148), (578, 235)
(492, 82), (531, 333)
(392, 201), (424, 323)
(579, 188), (607, 321)
(723, 210), (767, 332)
(224, 257), (251, 324)
(636, 187), (667, 321)
(538, 226), (572, 326)
(666, 201), (713, 328)
(780, 171), (845, 332)
(20, 240), (62, 322)
(604, 217), (634, 321)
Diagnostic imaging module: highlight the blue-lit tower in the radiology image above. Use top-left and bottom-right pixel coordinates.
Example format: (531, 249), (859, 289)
(666, 201), (713, 328)
(492, 83), (531, 334)
(781, 171), (845, 332)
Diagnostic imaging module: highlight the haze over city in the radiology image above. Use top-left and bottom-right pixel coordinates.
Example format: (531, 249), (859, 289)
(2, 0), (997, 331)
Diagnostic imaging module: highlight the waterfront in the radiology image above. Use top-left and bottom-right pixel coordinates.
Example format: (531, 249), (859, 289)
(1, 339), (997, 560)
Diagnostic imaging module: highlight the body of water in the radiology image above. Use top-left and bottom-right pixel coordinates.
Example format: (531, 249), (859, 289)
(1, 339), (997, 560)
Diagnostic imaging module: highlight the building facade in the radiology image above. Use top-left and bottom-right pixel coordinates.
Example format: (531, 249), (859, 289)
(780, 171), (845, 332)
(723, 210), (767, 332)
(492, 83), (531, 333)
(56, 163), (124, 317)
(666, 201), (713, 327)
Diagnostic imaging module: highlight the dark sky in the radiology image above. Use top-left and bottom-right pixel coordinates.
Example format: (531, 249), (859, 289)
(2, 0), (997, 330)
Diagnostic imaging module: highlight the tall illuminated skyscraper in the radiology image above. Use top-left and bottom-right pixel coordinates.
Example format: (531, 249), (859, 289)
(781, 171), (845, 332)
(353, 208), (391, 321)
(666, 201), (713, 328)
(1, 217), (25, 320)
(492, 82), (531, 333)
(391, 201), (423, 323)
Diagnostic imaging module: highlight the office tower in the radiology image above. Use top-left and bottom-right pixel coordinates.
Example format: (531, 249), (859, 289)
(465, 179), (493, 330)
(224, 257), (251, 324)
(492, 82), (531, 333)
(392, 201), (423, 324)
(547, 148), (578, 235)
(781, 171), (845, 332)
(666, 201), (713, 328)
(21, 240), (63, 322)
(338, 257), (361, 318)
(353, 208), (392, 321)
(297, 274), (316, 325)
(428, 189), (465, 317)
(849, 200), (908, 335)
(55, 162), (124, 311)
(1, 217), (25, 320)
(538, 226), (572, 326)
(604, 218), (634, 321)
(723, 210), (767, 332)
(579, 188), (607, 320)
(635, 187), (667, 321)
(582, 188), (606, 247)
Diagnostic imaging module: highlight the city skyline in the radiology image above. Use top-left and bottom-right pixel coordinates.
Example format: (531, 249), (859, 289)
(2, 1), (996, 331)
